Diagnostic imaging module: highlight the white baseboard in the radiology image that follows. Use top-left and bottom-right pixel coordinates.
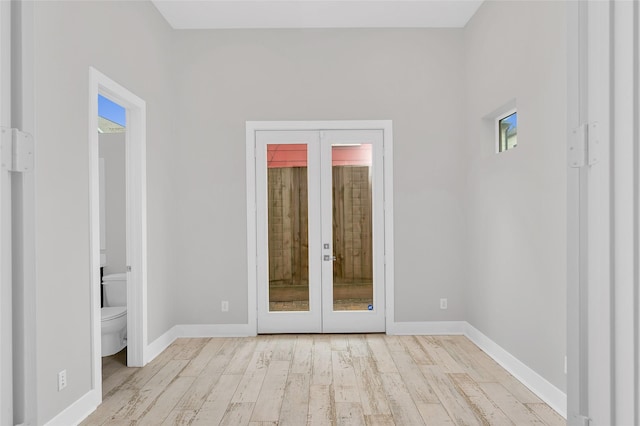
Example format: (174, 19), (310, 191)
(145, 325), (179, 364)
(464, 323), (567, 419)
(145, 323), (255, 364)
(42, 389), (100, 426)
(388, 321), (467, 335)
(173, 323), (255, 338)
(389, 320), (566, 419)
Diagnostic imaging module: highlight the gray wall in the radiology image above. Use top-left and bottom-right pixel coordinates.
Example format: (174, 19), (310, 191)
(99, 133), (126, 275)
(464, 1), (567, 392)
(171, 29), (468, 325)
(31, 2), (175, 422)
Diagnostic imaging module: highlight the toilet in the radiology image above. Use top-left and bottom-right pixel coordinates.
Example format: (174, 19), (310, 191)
(101, 272), (127, 357)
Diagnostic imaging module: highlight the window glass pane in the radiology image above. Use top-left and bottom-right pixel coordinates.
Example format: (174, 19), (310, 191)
(267, 144), (309, 312)
(499, 112), (517, 152)
(332, 144), (374, 311)
(98, 95), (126, 133)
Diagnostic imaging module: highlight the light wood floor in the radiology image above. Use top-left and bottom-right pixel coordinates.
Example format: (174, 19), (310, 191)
(81, 335), (565, 425)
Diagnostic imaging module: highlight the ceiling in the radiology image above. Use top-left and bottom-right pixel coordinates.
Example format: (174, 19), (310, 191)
(151, 0), (484, 29)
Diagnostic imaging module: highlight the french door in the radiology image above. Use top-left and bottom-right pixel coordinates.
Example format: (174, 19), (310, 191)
(256, 129), (385, 333)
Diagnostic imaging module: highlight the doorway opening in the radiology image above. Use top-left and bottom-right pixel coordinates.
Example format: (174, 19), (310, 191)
(97, 94), (128, 365)
(246, 121), (395, 335)
(89, 68), (148, 403)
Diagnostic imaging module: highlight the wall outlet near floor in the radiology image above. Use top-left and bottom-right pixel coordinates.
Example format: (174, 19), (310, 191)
(221, 300), (229, 312)
(440, 298), (448, 310)
(58, 370), (67, 391)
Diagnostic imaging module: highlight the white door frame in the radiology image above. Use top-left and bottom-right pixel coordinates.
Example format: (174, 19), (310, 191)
(581, 2), (613, 423)
(566, 1), (588, 424)
(568, 1), (640, 425)
(8, 2), (37, 423)
(89, 67), (148, 401)
(568, 2), (613, 423)
(0, 0), (12, 423)
(246, 120), (394, 335)
(606, 1), (639, 423)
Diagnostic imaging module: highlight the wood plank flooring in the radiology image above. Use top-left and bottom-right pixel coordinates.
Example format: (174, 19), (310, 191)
(81, 335), (565, 426)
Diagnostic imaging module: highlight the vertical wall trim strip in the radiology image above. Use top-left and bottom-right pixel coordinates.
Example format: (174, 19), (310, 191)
(634, 1), (640, 423)
(608, 2), (617, 424)
(0, 1), (11, 424)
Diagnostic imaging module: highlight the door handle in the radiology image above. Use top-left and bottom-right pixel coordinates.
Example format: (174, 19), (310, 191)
(323, 255), (337, 262)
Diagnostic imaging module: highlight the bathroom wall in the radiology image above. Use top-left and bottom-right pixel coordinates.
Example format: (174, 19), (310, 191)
(99, 133), (127, 275)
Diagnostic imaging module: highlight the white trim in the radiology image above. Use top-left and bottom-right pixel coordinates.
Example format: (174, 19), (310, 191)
(10, 2), (37, 424)
(612, 3), (638, 425)
(582, 1), (615, 424)
(245, 125), (258, 335)
(246, 120), (394, 335)
(382, 126), (395, 331)
(464, 323), (567, 419)
(88, 69), (101, 403)
(88, 68), (148, 411)
(565, 0), (586, 423)
(0, 1), (11, 424)
(145, 324), (256, 364)
(124, 87), (149, 369)
(145, 327), (179, 364)
(42, 389), (100, 426)
(387, 321), (467, 336)
(173, 324), (255, 337)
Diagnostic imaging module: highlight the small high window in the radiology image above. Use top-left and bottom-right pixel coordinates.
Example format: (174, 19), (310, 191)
(497, 110), (517, 152)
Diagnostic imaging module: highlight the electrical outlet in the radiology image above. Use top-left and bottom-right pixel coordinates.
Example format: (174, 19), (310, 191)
(221, 301), (229, 312)
(58, 370), (67, 391)
(440, 298), (448, 309)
